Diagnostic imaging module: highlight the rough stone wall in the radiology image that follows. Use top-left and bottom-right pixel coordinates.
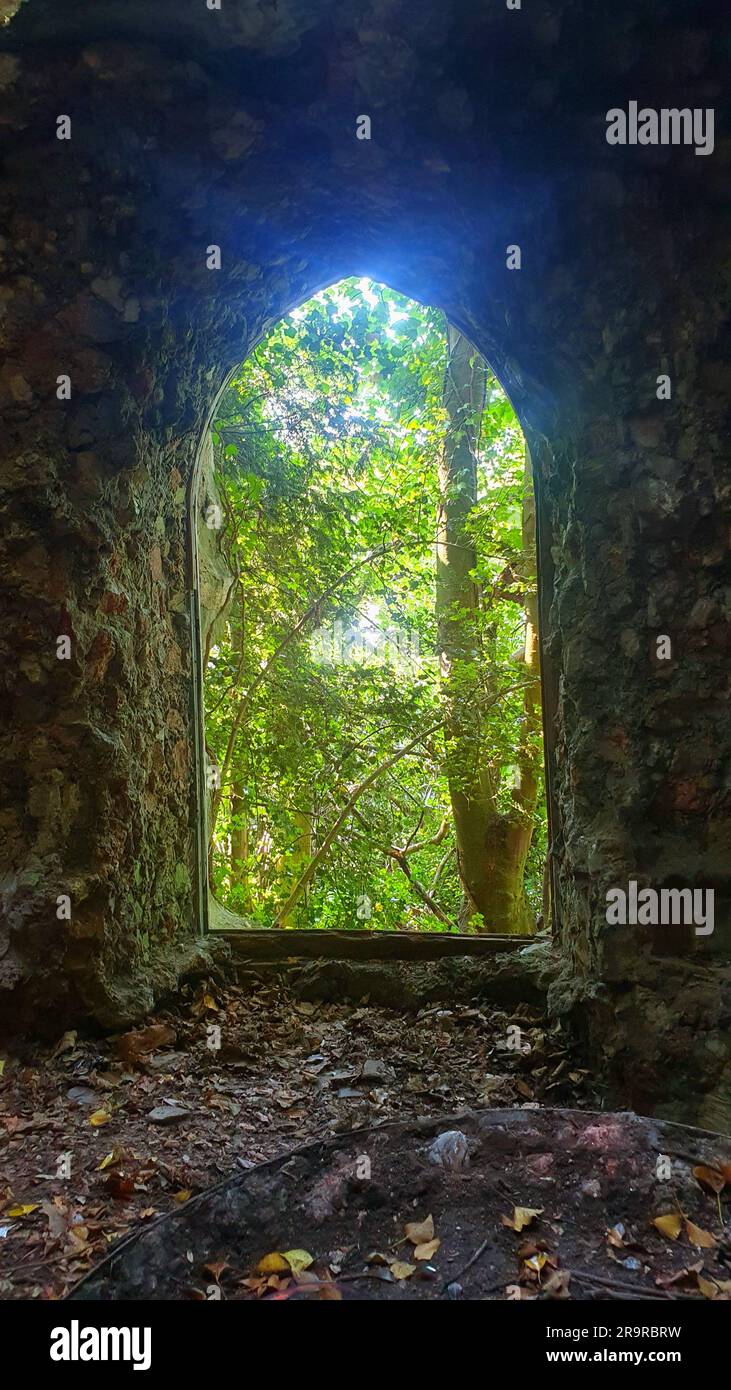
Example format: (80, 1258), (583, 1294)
(194, 434), (234, 655)
(0, 0), (728, 1120)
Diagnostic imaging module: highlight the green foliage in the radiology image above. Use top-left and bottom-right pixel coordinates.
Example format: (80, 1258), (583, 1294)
(204, 278), (546, 930)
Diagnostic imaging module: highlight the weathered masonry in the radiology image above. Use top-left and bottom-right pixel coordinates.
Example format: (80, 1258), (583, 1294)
(0, 0), (728, 1127)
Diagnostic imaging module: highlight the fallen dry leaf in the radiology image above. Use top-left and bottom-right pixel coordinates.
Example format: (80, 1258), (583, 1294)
(41, 1197), (69, 1239)
(89, 1109), (111, 1127)
(65, 1225), (89, 1253)
(413, 1238), (440, 1261)
(405, 1214), (434, 1245)
(685, 1219), (717, 1249)
(691, 1165), (725, 1195)
(501, 1206), (544, 1233)
(282, 1249), (314, 1274)
(652, 1213), (682, 1240)
(115, 1024), (176, 1063)
(655, 1260), (703, 1289)
(389, 1261), (416, 1280)
(257, 1251), (291, 1274)
(98, 1150), (123, 1171)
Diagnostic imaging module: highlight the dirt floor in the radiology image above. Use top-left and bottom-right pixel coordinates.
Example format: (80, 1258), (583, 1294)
(1, 973), (729, 1301)
(71, 1107), (731, 1303)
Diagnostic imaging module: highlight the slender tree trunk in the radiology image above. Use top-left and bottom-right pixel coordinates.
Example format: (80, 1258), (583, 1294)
(436, 327), (540, 934)
(229, 595), (248, 889)
(230, 795), (248, 881)
(478, 448), (543, 931)
(278, 808), (313, 927)
(436, 326), (490, 922)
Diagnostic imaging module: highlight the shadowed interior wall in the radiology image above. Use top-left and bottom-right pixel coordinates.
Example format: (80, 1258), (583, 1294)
(0, 0), (728, 1123)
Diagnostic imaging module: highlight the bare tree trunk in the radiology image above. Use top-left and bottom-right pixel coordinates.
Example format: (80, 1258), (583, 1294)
(436, 327), (540, 934)
(278, 808), (313, 927)
(229, 595), (248, 891)
(478, 447), (543, 932)
(230, 794), (248, 882)
(436, 326), (491, 924)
